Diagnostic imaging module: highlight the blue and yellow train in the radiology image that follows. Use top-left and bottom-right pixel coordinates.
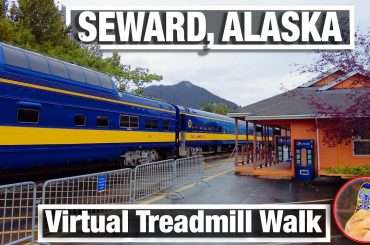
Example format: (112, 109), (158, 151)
(0, 43), (271, 176)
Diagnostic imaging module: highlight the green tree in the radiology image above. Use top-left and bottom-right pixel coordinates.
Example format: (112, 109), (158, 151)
(8, 2), (19, 21)
(127, 67), (162, 95)
(18, 0), (65, 44)
(0, 0), (162, 94)
(0, 0), (8, 18)
(201, 102), (230, 115)
(105, 53), (162, 95)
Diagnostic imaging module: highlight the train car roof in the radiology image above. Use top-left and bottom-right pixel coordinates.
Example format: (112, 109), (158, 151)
(0, 42), (176, 112)
(180, 106), (235, 123)
(0, 42), (115, 91)
(119, 92), (176, 112)
(178, 105), (269, 128)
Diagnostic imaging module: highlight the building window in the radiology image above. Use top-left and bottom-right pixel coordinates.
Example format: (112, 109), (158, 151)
(17, 108), (39, 123)
(96, 116), (109, 127)
(353, 129), (370, 156)
(145, 119), (158, 129)
(120, 115), (139, 129)
(74, 115), (86, 126)
(354, 140), (370, 156)
(163, 120), (170, 130)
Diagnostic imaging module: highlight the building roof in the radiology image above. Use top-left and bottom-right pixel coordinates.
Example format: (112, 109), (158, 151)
(229, 71), (370, 121)
(318, 71), (368, 90)
(299, 69), (345, 88)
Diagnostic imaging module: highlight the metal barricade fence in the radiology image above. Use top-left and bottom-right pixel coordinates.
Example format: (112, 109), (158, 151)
(0, 157), (207, 244)
(42, 168), (132, 204)
(0, 182), (36, 245)
(174, 155), (204, 187)
(132, 159), (175, 201)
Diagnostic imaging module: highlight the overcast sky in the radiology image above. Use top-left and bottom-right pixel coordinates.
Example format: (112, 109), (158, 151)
(61, 0), (370, 106)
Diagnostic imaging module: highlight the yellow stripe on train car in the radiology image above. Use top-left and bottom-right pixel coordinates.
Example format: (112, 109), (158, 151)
(184, 133), (272, 141)
(185, 133), (253, 141)
(0, 126), (175, 145)
(0, 126), (273, 146)
(184, 132), (236, 141)
(0, 77), (175, 113)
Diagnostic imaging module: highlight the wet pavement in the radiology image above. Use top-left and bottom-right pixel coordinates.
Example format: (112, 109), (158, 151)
(140, 158), (354, 244)
(147, 158), (342, 204)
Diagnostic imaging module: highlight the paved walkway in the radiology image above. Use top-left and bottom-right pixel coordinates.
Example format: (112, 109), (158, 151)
(139, 158), (352, 244)
(141, 158), (338, 204)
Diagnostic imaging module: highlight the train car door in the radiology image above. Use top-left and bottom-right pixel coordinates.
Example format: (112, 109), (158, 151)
(295, 139), (315, 181)
(178, 114), (187, 156)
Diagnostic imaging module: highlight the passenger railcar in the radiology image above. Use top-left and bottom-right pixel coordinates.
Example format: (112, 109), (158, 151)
(0, 42), (273, 177)
(0, 43), (177, 173)
(177, 107), (248, 156)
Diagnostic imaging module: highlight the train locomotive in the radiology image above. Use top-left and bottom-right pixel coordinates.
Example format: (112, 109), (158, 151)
(0, 42), (270, 176)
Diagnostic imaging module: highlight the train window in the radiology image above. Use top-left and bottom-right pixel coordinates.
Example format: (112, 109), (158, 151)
(163, 120), (170, 130)
(98, 73), (114, 90)
(28, 53), (49, 74)
(17, 108), (39, 123)
(74, 115), (86, 126)
(84, 70), (101, 86)
(145, 119), (158, 129)
(68, 65), (86, 83)
(3, 46), (28, 68)
(130, 116), (139, 128)
(120, 115), (130, 128)
(49, 59), (69, 79)
(152, 120), (158, 129)
(120, 115), (139, 128)
(96, 116), (109, 127)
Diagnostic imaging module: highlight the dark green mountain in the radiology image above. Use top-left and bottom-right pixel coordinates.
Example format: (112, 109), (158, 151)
(143, 81), (239, 110)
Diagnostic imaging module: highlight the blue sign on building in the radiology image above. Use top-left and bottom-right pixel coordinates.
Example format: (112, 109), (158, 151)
(97, 175), (107, 192)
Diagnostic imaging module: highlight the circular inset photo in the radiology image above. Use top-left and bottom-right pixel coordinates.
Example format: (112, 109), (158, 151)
(334, 177), (370, 243)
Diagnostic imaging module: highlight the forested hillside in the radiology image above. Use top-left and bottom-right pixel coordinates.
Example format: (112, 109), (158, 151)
(144, 81), (239, 113)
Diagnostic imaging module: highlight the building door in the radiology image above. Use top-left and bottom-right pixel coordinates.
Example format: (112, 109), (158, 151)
(295, 139), (315, 181)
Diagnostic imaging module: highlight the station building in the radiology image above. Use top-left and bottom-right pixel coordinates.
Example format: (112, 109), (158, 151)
(229, 70), (370, 181)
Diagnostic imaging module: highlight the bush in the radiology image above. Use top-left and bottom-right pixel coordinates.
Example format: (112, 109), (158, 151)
(326, 166), (370, 175)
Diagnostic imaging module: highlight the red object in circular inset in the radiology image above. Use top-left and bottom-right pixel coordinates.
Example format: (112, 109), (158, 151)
(333, 176), (370, 244)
